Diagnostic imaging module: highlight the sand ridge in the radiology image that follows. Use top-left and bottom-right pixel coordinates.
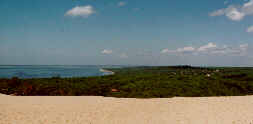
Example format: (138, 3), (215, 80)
(1, 95), (253, 124)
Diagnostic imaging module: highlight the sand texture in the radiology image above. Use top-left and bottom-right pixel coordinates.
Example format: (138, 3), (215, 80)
(1, 95), (253, 124)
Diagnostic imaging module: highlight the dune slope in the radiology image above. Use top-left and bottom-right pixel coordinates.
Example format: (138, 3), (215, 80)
(1, 95), (253, 124)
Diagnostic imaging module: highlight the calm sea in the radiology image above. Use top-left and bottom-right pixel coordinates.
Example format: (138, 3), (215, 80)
(0, 65), (123, 78)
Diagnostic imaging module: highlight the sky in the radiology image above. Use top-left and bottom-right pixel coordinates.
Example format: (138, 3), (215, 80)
(0, 0), (253, 66)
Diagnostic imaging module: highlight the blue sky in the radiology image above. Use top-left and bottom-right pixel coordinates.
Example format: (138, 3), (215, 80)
(0, 0), (253, 66)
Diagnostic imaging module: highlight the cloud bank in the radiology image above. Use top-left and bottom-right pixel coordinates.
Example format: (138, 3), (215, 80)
(161, 42), (248, 56)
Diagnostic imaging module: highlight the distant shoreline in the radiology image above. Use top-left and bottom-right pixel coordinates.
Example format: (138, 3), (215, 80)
(99, 68), (115, 75)
(1, 66), (253, 98)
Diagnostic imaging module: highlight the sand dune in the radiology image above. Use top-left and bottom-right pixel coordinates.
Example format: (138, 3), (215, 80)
(1, 95), (253, 124)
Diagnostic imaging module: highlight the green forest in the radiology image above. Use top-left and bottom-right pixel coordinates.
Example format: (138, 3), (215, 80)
(1, 66), (253, 98)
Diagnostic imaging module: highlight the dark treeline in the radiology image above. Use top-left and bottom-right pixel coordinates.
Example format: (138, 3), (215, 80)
(0, 66), (253, 98)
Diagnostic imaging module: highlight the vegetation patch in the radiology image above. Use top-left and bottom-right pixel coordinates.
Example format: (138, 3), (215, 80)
(1, 66), (253, 98)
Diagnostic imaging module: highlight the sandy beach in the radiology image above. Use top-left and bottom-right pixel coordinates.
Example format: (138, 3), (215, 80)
(99, 68), (115, 75)
(1, 94), (253, 124)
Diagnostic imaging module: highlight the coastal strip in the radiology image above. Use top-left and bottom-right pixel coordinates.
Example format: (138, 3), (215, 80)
(99, 68), (115, 75)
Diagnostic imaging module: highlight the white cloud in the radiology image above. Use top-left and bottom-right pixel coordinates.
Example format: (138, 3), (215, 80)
(209, 0), (253, 21)
(65, 5), (95, 18)
(240, 43), (249, 51)
(244, 0), (253, 7)
(161, 49), (171, 54)
(209, 9), (226, 16)
(118, 1), (127, 7)
(101, 49), (113, 54)
(161, 43), (249, 56)
(243, 0), (253, 14)
(225, 7), (245, 21)
(161, 46), (195, 54)
(119, 53), (128, 59)
(247, 26), (253, 33)
(197, 42), (217, 52)
(177, 46), (195, 53)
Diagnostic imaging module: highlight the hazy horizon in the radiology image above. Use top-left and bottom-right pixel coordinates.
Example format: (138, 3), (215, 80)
(1, 0), (253, 66)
